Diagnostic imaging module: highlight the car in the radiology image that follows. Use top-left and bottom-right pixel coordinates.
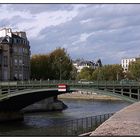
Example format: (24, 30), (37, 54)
(120, 79), (129, 85)
(78, 79), (94, 84)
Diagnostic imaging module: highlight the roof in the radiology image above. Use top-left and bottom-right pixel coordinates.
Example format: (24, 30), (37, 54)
(0, 36), (11, 44)
(12, 33), (22, 39)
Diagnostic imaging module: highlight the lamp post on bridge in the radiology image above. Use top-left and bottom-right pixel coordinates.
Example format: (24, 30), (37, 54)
(22, 63), (24, 82)
(117, 72), (119, 81)
(59, 57), (63, 81)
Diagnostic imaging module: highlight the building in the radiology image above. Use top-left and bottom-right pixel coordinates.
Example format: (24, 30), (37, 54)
(121, 57), (140, 72)
(73, 59), (102, 72)
(0, 28), (30, 81)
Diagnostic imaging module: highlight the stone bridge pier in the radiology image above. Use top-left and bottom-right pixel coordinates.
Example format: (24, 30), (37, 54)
(23, 96), (67, 113)
(0, 95), (67, 122)
(0, 88), (71, 122)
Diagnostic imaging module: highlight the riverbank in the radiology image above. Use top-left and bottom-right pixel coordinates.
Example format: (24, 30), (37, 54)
(58, 91), (121, 101)
(90, 101), (140, 136)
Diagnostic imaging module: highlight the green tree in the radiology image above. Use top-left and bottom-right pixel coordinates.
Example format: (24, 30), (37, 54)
(128, 60), (140, 80)
(30, 54), (50, 80)
(77, 67), (94, 81)
(92, 64), (123, 81)
(49, 48), (73, 80)
(31, 48), (74, 80)
(70, 66), (78, 80)
(92, 68), (100, 80)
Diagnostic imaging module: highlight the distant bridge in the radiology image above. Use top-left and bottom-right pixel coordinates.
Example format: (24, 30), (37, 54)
(0, 80), (140, 111)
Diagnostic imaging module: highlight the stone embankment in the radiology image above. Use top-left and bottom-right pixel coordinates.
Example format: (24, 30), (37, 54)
(58, 91), (121, 101)
(90, 102), (140, 136)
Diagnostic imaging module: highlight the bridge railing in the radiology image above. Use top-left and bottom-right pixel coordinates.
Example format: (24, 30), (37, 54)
(19, 80), (139, 86)
(0, 80), (139, 87)
(0, 80), (140, 98)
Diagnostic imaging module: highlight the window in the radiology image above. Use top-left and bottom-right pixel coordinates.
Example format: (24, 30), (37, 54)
(19, 39), (21, 44)
(14, 38), (17, 44)
(19, 74), (22, 79)
(3, 56), (8, 66)
(0, 54), (2, 65)
(19, 47), (23, 54)
(14, 58), (17, 65)
(14, 73), (17, 78)
(23, 48), (24, 53)
(14, 47), (17, 53)
(4, 69), (8, 80)
(19, 59), (23, 65)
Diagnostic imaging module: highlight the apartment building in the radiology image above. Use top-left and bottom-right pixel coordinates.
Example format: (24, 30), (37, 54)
(121, 57), (140, 72)
(0, 28), (30, 81)
(73, 59), (102, 72)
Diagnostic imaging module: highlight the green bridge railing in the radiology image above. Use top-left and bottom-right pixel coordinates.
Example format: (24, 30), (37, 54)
(0, 80), (140, 102)
(0, 80), (140, 87)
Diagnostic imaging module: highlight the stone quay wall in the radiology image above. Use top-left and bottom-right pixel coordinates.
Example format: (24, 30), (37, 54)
(90, 101), (140, 136)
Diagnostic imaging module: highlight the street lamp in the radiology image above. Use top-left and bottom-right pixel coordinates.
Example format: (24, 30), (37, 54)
(59, 57), (63, 81)
(117, 72), (119, 81)
(22, 63), (24, 81)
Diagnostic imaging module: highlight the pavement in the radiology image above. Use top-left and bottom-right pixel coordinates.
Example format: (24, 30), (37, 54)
(90, 102), (140, 136)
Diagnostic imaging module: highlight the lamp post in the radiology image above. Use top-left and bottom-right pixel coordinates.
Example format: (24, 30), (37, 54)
(117, 72), (119, 81)
(59, 57), (62, 81)
(22, 63), (24, 81)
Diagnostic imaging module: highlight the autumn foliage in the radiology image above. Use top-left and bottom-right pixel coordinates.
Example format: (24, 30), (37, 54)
(31, 48), (73, 80)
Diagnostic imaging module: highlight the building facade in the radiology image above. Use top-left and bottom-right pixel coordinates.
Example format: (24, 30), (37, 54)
(0, 28), (30, 81)
(121, 57), (140, 72)
(73, 59), (102, 72)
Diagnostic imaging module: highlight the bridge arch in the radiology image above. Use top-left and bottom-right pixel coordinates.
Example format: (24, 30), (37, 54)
(0, 89), (69, 111)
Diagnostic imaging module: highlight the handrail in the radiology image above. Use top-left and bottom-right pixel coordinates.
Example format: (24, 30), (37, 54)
(42, 112), (114, 136)
(0, 80), (139, 87)
(0, 80), (139, 102)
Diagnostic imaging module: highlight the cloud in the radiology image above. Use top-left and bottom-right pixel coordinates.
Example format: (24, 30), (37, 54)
(0, 4), (78, 39)
(7, 4), (74, 13)
(0, 4), (140, 64)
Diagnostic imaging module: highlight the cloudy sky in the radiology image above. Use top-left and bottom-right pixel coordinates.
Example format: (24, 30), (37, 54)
(0, 4), (140, 64)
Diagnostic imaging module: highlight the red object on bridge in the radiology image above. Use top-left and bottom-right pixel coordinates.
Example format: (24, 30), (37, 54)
(58, 84), (68, 92)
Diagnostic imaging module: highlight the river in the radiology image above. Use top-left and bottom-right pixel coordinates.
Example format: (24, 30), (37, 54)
(0, 99), (131, 136)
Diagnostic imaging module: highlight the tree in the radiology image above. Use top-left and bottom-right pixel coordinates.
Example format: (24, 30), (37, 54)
(77, 67), (94, 81)
(49, 48), (73, 80)
(92, 64), (123, 81)
(70, 66), (78, 80)
(92, 68), (100, 80)
(128, 60), (140, 80)
(30, 54), (50, 80)
(30, 48), (74, 80)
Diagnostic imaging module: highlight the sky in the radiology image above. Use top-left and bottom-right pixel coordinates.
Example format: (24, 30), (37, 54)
(0, 3), (140, 64)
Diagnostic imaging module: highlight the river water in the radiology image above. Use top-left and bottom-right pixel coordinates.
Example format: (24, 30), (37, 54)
(0, 99), (131, 136)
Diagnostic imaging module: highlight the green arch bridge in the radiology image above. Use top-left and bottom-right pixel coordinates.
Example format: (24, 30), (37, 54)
(0, 80), (139, 112)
